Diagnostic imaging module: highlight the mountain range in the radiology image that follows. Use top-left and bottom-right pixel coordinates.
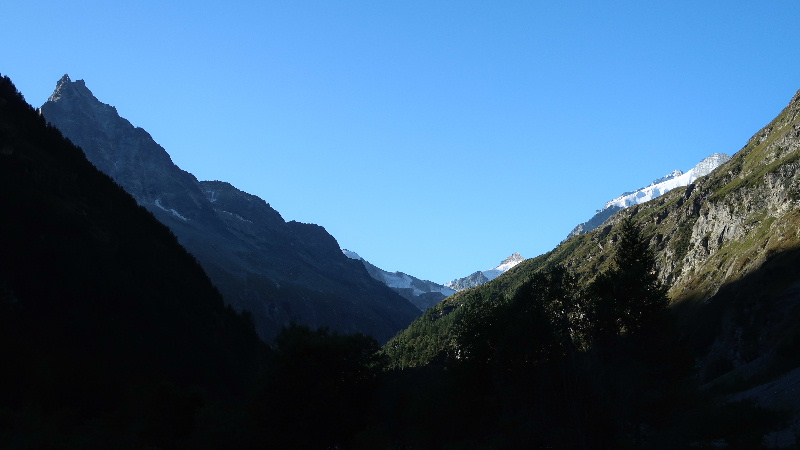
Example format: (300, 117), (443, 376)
(5, 69), (800, 447)
(358, 151), (732, 300)
(36, 74), (733, 328)
(39, 74), (420, 342)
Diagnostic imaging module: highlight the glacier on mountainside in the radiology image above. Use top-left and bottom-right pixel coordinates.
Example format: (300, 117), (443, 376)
(603, 153), (731, 210)
(568, 153), (731, 238)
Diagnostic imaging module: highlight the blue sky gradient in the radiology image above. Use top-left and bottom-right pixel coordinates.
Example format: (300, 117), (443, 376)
(3, 1), (800, 283)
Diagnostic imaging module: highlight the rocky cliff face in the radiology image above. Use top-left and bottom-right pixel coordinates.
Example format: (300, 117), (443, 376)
(40, 75), (421, 342)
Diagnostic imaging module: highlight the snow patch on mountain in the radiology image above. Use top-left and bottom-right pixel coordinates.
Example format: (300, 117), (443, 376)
(220, 210), (253, 223)
(154, 199), (188, 221)
(343, 249), (456, 310)
(343, 250), (362, 261)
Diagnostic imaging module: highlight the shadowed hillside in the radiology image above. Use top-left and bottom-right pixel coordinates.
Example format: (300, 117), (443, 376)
(0, 74), (266, 449)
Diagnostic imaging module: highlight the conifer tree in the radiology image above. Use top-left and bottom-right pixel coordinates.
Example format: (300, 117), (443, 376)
(589, 216), (668, 339)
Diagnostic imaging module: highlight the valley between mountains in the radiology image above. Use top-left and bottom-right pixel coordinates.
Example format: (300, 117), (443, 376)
(3, 72), (800, 448)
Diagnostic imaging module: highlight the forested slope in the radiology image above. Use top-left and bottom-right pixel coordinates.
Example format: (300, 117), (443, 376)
(0, 74), (265, 448)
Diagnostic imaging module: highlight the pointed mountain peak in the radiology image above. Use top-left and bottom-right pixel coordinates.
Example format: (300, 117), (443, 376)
(690, 153), (731, 178)
(445, 252), (524, 292)
(47, 74), (96, 104)
(699, 153), (731, 166)
(500, 252), (524, 265)
(495, 252), (524, 271)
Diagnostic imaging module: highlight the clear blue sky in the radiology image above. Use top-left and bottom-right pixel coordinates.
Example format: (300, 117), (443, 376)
(3, 1), (800, 284)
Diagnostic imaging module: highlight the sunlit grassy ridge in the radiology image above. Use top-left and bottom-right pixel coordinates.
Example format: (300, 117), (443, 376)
(385, 89), (800, 370)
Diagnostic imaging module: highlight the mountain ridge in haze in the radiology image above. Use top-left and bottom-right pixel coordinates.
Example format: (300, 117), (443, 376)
(343, 249), (456, 310)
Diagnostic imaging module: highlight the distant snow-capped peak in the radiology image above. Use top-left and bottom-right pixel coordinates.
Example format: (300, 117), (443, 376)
(445, 252), (525, 291)
(494, 252), (525, 272)
(478, 252), (525, 282)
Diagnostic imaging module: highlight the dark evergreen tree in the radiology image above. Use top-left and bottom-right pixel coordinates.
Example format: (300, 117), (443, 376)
(589, 216), (669, 340)
(583, 217), (682, 447)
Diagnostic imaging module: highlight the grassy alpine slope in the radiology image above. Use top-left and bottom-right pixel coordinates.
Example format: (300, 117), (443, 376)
(384, 88), (800, 382)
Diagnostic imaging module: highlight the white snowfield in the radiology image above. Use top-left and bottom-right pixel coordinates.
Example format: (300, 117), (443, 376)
(342, 250), (456, 297)
(603, 153), (731, 211)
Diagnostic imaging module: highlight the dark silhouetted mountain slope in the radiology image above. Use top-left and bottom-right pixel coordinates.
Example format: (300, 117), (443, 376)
(40, 75), (420, 342)
(0, 73), (265, 449)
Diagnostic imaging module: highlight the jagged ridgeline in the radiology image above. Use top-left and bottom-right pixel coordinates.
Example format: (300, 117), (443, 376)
(385, 88), (800, 384)
(39, 75), (421, 343)
(0, 75), (264, 447)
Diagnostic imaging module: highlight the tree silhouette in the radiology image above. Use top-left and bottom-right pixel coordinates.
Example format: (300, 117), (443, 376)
(584, 217), (677, 447)
(589, 217), (668, 340)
